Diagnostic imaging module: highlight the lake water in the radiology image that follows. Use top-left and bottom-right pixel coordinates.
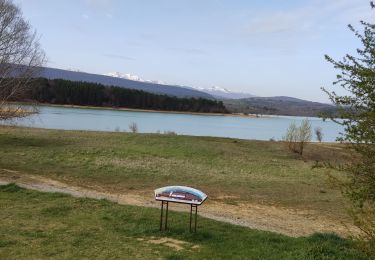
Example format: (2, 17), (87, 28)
(6, 105), (343, 142)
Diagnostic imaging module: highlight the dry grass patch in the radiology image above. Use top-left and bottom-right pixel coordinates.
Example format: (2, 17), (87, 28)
(137, 237), (200, 251)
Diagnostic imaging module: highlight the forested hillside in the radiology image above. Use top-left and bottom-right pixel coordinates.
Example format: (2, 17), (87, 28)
(26, 78), (229, 113)
(40, 67), (213, 98)
(224, 96), (337, 117)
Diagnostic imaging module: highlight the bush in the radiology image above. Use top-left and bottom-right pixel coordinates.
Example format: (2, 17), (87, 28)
(163, 130), (177, 135)
(129, 122), (138, 133)
(283, 119), (312, 155)
(315, 127), (323, 142)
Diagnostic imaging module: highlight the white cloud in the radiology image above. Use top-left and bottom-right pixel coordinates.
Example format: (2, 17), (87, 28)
(84, 0), (113, 9)
(167, 47), (209, 56)
(83, 0), (114, 17)
(238, 0), (373, 54)
(103, 53), (135, 61)
(246, 11), (311, 35)
(244, 0), (372, 36)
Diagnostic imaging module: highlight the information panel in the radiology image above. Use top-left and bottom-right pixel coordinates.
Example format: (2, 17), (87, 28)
(154, 186), (207, 205)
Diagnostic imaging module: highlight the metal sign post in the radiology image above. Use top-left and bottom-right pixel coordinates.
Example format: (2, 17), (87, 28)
(190, 204), (198, 232)
(159, 200), (170, 231)
(155, 186), (207, 232)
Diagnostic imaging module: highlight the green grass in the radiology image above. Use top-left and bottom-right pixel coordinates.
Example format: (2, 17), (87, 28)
(0, 184), (366, 259)
(0, 126), (351, 219)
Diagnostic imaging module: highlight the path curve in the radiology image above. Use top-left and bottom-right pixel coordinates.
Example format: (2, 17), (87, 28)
(0, 170), (359, 237)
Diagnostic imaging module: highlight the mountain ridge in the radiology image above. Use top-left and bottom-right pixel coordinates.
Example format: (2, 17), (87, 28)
(193, 86), (256, 99)
(223, 96), (336, 117)
(37, 66), (336, 117)
(39, 67), (213, 99)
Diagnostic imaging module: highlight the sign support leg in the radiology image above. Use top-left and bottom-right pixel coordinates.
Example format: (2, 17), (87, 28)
(194, 205), (198, 232)
(165, 201), (169, 230)
(189, 204), (193, 232)
(160, 201), (164, 231)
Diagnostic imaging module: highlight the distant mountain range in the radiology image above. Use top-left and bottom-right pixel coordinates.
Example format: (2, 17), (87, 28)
(37, 67), (336, 117)
(104, 72), (166, 85)
(104, 72), (256, 99)
(39, 67), (213, 99)
(223, 96), (337, 117)
(40, 67), (257, 100)
(192, 86), (256, 99)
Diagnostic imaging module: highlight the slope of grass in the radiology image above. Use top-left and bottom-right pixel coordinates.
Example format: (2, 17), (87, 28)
(0, 184), (366, 259)
(0, 126), (352, 219)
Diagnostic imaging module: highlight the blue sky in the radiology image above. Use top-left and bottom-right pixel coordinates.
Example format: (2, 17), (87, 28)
(16, 0), (373, 102)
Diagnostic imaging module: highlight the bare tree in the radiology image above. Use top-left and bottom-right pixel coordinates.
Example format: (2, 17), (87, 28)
(284, 122), (299, 153)
(298, 119), (312, 154)
(129, 122), (138, 133)
(0, 0), (45, 120)
(283, 119), (312, 155)
(314, 127), (323, 142)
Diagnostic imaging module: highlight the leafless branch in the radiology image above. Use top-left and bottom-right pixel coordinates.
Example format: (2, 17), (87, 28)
(0, 0), (45, 120)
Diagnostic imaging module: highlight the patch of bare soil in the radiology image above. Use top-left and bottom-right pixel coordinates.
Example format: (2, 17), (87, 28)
(137, 237), (199, 251)
(0, 169), (360, 237)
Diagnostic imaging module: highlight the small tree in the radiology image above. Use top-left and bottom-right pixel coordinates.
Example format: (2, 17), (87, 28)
(315, 127), (323, 142)
(284, 122), (299, 152)
(0, 0), (45, 120)
(283, 119), (312, 155)
(298, 119), (312, 154)
(322, 2), (375, 251)
(129, 122), (138, 133)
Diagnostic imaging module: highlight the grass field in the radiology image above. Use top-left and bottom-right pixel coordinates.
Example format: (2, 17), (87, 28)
(0, 126), (351, 214)
(0, 184), (366, 259)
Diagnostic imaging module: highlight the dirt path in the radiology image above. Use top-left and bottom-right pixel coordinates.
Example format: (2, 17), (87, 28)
(0, 170), (359, 237)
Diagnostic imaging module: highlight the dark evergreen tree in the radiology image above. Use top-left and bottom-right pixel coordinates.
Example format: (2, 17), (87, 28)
(29, 78), (229, 114)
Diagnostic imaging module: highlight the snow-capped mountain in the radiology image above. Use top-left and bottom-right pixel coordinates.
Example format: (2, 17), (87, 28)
(104, 72), (255, 99)
(40, 67), (213, 99)
(105, 72), (165, 85)
(105, 73), (255, 100)
(195, 86), (256, 99)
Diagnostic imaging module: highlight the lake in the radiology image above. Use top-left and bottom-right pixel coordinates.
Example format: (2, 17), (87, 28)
(5, 105), (343, 142)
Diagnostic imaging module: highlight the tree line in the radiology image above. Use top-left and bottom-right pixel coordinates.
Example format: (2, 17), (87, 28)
(25, 78), (229, 113)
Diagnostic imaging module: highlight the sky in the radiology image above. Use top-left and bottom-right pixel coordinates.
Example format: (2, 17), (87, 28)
(16, 0), (374, 102)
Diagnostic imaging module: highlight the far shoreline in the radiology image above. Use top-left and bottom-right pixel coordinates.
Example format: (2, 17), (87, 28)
(32, 103), (274, 118)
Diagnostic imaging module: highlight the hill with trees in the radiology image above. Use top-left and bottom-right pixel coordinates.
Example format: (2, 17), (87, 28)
(25, 78), (228, 114)
(40, 67), (213, 99)
(223, 96), (337, 117)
